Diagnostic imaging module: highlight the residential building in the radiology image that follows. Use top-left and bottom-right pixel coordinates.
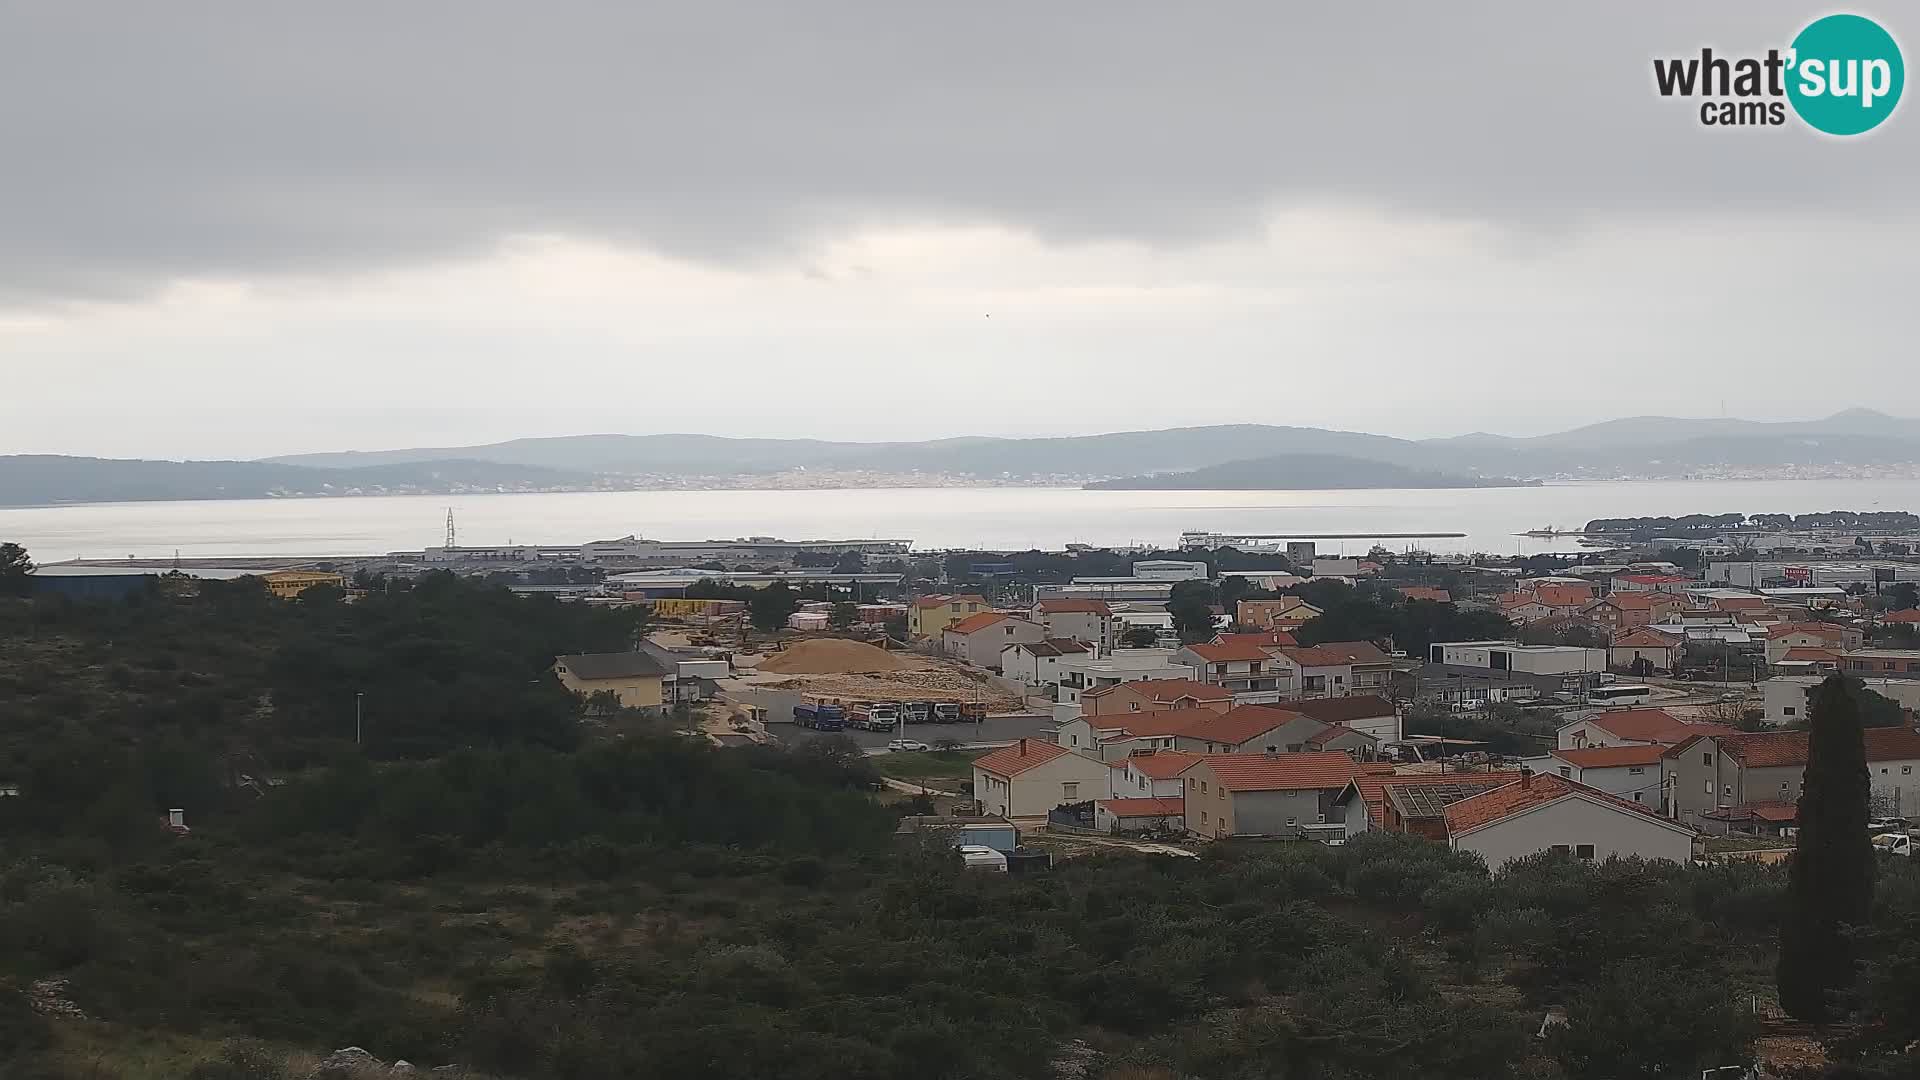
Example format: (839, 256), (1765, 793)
(1053, 649), (1194, 705)
(1173, 705), (1327, 755)
(1237, 597), (1323, 630)
(1286, 694), (1402, 742)
(1608, 629), (1682, 674)
(636, 638), (728, 704)
(1282, 641), (1393, 695)
(1557, 708), (1734, 751)
(260, 569), (347, 599)
(1397, 586), (1452, 603)
(1094, 797), (1185, 834)
(1443, 773), (1697, 867)
(1773, 646), (1840, 675)
(1494, 593), (1555, 623)
(1523, 744), (1667, 805)
(971, 739), (1115, 818)
(1305, 725), (1380, 756)
(1334, 771), (1523, 839)
(552, 651), (672, 710)
(1312, 557), (1361, 578)
(1082, 678), (1233, 717)
(1764, 674), (1920, 725)
(1665, 727), (1920, 826)
(1110, 749), (1203, 798)
(999, 639), (1091, 690)
(908, 593), (990, 638)
(1764, 622), (1865, 664)
(1212, 629), (1299, 649)
(1582, 591), (1681, 631)
(942, 612), (1045, 670)
(1180, 753), (1363, 838)
(1030, 599), (1115, 653)
(1175, 640), (1294, 700)
(1840, 649), (1920, 680)
(1056, 707), (1229, 760)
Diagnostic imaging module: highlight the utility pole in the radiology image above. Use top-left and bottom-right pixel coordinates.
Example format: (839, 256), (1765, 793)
(356, 692), (364, 746)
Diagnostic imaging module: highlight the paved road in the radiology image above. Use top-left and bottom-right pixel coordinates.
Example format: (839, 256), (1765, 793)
(770, 713), (1057, 751)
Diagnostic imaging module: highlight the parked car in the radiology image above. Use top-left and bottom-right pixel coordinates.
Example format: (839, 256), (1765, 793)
(1871, 832), (1914, 857)
(886, 738), (931, 752)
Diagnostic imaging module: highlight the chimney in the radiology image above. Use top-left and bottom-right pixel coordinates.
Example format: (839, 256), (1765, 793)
(167, 808), (186, 829)
(1520, 767), (1532, 790)
(1019, 739), (1027, 757)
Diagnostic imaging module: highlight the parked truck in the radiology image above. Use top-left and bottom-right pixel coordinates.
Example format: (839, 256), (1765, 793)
(959, 701), (988, 724)
(851, 701), (900, 732)
(932, 702), (962, 724)
(794, 698), (847, 732)
(903, 701), (933, 725)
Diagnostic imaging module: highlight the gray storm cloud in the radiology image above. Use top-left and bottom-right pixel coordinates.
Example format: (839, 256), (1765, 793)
(2, 2), (1913, 302)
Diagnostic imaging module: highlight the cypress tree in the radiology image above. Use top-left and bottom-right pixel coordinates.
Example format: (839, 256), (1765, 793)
(1776, 674), (1876, 1020)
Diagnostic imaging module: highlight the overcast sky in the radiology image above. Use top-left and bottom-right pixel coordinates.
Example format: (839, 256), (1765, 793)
(2, 3), (1915, 459)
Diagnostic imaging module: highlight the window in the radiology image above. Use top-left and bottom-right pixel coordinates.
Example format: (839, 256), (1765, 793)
(1201, 811), (1208, 825)
(1069, 734), (1077, 746)
(1187, 777), (1195, 789)
(1217, 788), (1225, 800)
(1905, 766), (1913, 775)
(1286, 817), (1296, 827)
(1784, 707), (1796, 716)
(1702, 752), (1713, 766)
(1633, 792), (1643, 803)
(1628, 766), (1644, 775)
(1200, 781), (1208, 794)
(1781, 781), (1790, 791)
(1705, 779), (1714, 795)
(1063, 783), (1078, 800)
(1576, 844), (1595, 860)
(1723, 784), (1733, 797)
(1551, 844), (1571, 854)
(1557, 766), (1572, 778)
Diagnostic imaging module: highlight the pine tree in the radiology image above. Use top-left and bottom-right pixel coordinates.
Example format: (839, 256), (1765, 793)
(1777, 674), (1876, 1020)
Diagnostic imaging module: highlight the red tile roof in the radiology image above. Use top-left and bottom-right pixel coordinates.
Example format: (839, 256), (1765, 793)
(1123, 749), (1204, 779)
(1578, 709), (1736, 745)
(1184, 640), (1277, 663)
(1099, 707), (1224, 739)
(1551, 744), (1668, 768)
(1610, 629), (1677, 649)
(1096, 796), (1185, 817)
(1306, 724), (1373, 747)
(973, 738), (1076, 778)
(1767, 622), (1848, 639)
(1779, 647), (1839, 663)
(1443, 772), (1686, 836)
(944, 611), (1011, 635)
(1083, 678), (1230, 703)
(1712, 596), (1770, 611)
(1180, 705), (1307, 746)
(1215, 630), (1299, 648)
(1535, 585), (1595, 608)
(1191, 751), (1361, 792)
(1882, 609), (1920, 624)
(1678, 727), (1920, 770)
(1036, 599), (1113, 615)
(1595, 592), (1670, 610)
(1280, 643), (1389, 667)
(1398, 586), (1452, 603)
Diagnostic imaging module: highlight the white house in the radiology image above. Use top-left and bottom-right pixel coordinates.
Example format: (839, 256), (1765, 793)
(1556, 708), (1732, 750)
(1443, 773), (1696, 867)
(1053, 649), (1193, 705)
(1110, 749), (1203, 799)
(999, 638), (1091, 691)
(942, 612), (1045, 671)
(971, 739), (1116, 818)
(1520, 744), (1667, 806)
(1030, 599), (1116, 653)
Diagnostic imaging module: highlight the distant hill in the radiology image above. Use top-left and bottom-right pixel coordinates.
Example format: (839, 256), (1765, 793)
(11, 409), (1920, 505)
(0, 456), (591, 506)
(1083, 453), (1534, 491)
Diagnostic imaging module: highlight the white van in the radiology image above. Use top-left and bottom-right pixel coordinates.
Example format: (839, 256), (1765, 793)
(1871, 832), (1913, 857)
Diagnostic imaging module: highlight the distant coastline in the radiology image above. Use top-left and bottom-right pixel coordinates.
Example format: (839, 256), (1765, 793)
(1084, 453), (1537, 491)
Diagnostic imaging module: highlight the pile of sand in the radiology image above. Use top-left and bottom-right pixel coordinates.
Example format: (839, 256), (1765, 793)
(755, 638), (907, 675)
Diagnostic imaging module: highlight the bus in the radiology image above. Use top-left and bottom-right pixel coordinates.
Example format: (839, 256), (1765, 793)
(1588, 684), (1654, 706)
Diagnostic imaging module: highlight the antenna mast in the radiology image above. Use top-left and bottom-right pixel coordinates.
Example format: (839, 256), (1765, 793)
(445, 508), (457, 549)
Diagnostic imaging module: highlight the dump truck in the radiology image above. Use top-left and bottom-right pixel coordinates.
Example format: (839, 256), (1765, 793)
(793, 698), (846, 732)
(851, 701), (900, 732)
(932, 702), (962, 724)
(959, 701), (988, 723)
(903, 701), (933, 725)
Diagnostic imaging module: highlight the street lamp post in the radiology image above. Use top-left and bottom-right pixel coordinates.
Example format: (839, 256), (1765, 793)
(356, 692), (364, 746)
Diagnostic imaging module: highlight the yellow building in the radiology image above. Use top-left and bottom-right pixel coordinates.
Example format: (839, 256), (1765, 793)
(907, 593), (991, 638)
(553, 652), (672, 710)
(261, 570), (347, 600)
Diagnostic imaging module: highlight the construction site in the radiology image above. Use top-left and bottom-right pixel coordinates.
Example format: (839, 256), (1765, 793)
(729, 637), (1026, 713)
